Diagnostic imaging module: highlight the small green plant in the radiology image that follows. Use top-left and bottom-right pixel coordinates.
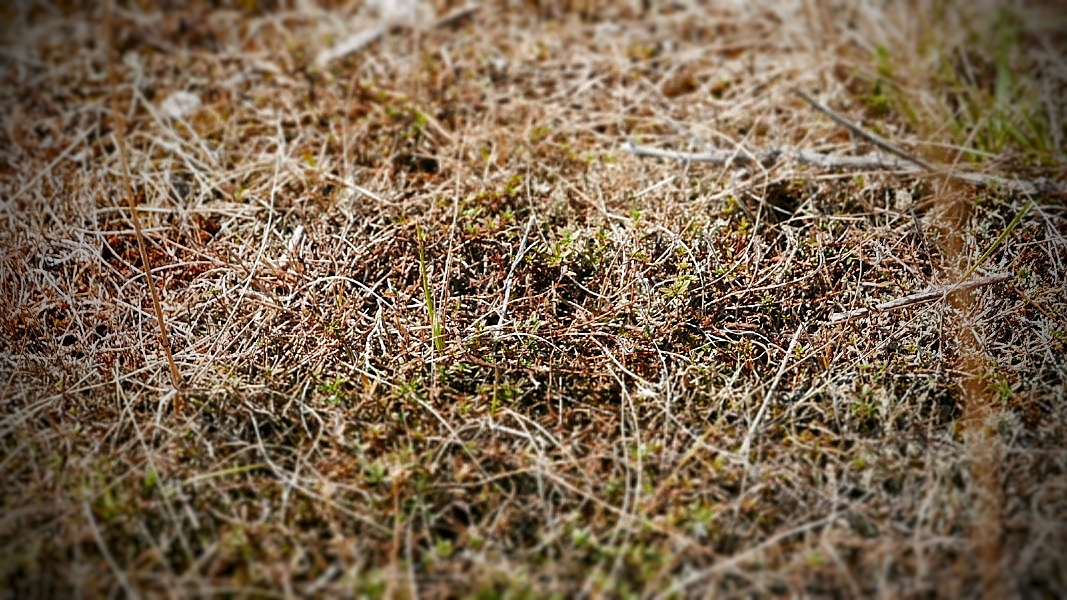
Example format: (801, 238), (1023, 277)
(317, 375), (347, 404)
(661, 273), (696, 301)
(416, 223), (445, 353)
(431, 538), (454, 561)
(850, 400), (879, 420)
(143, 466), (160, 494)
(363, 462), (387, 485)
(547, 228), (577, 266)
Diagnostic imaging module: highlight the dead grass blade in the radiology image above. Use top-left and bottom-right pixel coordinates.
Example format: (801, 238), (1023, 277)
(105, 0), (182, 407)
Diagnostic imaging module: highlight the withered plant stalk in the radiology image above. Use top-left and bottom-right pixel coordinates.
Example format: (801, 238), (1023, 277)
(104, 0), (183, 409)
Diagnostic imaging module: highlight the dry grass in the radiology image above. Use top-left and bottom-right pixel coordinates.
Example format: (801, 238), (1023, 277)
(2, 0), (1065, 597)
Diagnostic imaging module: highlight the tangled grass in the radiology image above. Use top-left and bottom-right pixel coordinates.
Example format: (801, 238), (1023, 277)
(2, 0), (1065, 597)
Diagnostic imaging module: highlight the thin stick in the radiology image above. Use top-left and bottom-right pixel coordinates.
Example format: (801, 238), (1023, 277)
(791, 87), (939, 171)
(106, 0), (183, 407)
(623, 141), (915, 170)
(830, 273), (1014, 323)
(314, 25), (387, 68)
(626, 88), (1066, 196)
(497, 213), (537, 328)
(791, 88), (1065, 195)
(433, 2), (481, 28)
(315, 3), (482, 68)
(621, 142), (1064, 195)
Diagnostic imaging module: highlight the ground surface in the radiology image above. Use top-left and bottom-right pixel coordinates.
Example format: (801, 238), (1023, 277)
(2, 0), (1066, 597)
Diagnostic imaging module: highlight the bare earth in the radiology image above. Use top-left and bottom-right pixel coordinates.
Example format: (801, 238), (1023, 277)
(2, 1), (1065, 597)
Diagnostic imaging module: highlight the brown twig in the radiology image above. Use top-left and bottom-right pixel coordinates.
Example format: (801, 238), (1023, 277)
(106, 0), (183, 409)
(625, 88), (1065, 196)
(791, 88), (1066, 195)
(315, 3), (482, 68)
(434, 2), (481, 29)
(622, 141), (916, 171)
(791, 87), (939, 171)
(314, 25), (387, 68)
(830, 273), (1014, 323)
(622, 141), (1065, 195)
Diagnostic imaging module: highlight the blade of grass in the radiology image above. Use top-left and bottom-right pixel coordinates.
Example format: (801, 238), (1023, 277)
(417, 222), (445, 353)
(960, 198), (1034, 282)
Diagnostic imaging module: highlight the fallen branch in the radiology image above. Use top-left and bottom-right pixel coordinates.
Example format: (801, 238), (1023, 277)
(830, 273), (1014, 323)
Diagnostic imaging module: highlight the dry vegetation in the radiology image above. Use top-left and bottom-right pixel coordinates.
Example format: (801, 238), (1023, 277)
(2, 0), (1066, 597)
